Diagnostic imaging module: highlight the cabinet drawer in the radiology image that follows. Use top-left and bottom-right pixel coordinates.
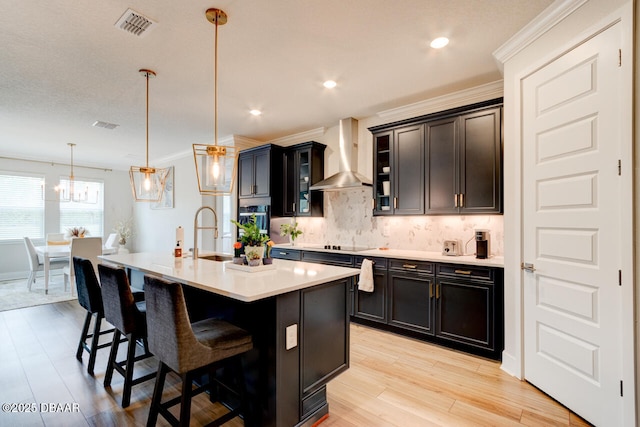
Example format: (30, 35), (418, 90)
(302, 251), (353, 267)
(389, 259), (433, 274)
(272, 248), (301, 261)
(436, 264), (494, 281)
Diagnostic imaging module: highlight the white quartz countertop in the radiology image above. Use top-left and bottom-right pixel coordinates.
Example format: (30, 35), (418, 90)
(272, 244), (504, 268)
(100, 252), (360, 302)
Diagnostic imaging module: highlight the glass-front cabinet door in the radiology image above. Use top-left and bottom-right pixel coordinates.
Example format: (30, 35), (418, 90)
(373, 131), (392, 214)
(298, 149), (310, 214)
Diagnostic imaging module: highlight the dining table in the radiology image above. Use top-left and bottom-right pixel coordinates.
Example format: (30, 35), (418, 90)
(35, 243), (119, 291)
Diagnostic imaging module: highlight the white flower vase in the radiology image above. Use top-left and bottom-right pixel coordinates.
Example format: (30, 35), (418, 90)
(119, 245), (130, 254)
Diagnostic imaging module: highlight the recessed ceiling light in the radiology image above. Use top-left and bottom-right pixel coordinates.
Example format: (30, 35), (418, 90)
(249, 109), (262, 116)
(323, 80), (337, 89)
(430, 37), (449, 49)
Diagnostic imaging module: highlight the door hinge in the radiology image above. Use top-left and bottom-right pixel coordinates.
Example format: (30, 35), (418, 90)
(620, 380), (623, 396)
(619, 270), (622, 286)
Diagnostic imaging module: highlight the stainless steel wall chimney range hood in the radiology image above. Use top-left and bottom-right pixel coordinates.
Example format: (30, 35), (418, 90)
(309, 118), (372, 191)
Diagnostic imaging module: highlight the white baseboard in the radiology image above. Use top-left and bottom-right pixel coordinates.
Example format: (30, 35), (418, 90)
(500, 350), (521, 379)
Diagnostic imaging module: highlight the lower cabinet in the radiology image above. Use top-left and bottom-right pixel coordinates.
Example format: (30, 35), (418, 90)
(387, 260), (434, 334)
(273, 249), (504, 360)
(353, 257), (388, 323)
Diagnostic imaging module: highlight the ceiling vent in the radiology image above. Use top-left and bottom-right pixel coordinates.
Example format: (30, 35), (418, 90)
(92, 120), (119, 130)
(114, 8), (157, 37)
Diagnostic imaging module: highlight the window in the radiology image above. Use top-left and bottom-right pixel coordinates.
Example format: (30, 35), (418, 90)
(59, 178), (104, 237)
(0, 173), (45, 240)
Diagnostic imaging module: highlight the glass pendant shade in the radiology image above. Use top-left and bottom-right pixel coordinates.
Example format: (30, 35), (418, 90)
(129, 165), (167, 202)
(130, 68), (168, 202)
(193, 8), (237, 196)
(193, 143), (238, 195)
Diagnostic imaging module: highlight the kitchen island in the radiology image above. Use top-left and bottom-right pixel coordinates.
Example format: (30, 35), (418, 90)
(100, 252), (360, 427)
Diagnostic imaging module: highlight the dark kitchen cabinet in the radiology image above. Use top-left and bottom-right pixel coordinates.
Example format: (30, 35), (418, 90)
(371, 99), (503, 216)
(434, 263), (503, 359)
(387, 259), (434, 335)
(426, 106), (502, 214)
(283, 141), (326, 217)
(353, 257), (388, 324)
(238, 145), (283, 212)
(373, 126), (425, 215)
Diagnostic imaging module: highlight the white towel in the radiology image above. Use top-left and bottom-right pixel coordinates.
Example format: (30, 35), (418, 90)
(358, 259), (374, 292)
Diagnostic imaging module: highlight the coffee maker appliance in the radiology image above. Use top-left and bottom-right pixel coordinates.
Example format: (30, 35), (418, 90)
(475, 229), (490, 259)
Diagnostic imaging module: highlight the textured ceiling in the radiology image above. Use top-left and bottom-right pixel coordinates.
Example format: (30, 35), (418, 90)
(0, 0), (553, 170)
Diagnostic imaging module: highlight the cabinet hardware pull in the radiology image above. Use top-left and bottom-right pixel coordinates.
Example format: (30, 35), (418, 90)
(459, 193), (464, 207)
(393, 197), (398, 209)
(372, 198), (375, 210)
(429, 283), (434, 298)
(402, 264), (417, 269)
(454, 194), (458, 208)
(293, 202), (296, 212)
(454, 270), (472, 275)
(279, 252), (288, 255)
(436, 284), (441, 299)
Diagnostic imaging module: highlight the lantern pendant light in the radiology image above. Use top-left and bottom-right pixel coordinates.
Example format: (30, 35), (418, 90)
(129, 69), (168, 202)
(193, 8), (238, 196)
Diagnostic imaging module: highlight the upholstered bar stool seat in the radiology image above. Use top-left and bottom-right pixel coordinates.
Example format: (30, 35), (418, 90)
(98, 264), (155, 408)
(144, 276), (253, 427)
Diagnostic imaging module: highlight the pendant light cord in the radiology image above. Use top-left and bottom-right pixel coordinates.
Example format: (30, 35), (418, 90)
(214, 14), (219, 147)
(145, 71), (150, 168)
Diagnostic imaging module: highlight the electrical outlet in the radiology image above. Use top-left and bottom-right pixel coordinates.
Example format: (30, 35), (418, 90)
(286, 324), (298, 350)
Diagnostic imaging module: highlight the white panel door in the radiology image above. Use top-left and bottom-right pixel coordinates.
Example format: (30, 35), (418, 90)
(522, 23), (623, 425)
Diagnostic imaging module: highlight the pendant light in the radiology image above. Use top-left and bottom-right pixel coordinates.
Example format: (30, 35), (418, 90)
(129, 69), (168, 202)
(55, 143), (98, 203)
(193, 8), (238, 196)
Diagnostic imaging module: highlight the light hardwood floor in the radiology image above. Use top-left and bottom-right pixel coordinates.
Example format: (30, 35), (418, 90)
(0, 301), (591, 427)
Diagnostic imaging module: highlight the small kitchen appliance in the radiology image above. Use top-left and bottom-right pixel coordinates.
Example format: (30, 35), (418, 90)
(475, 229), (490, 259)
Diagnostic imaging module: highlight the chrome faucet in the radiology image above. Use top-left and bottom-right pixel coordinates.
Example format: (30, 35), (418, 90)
(193, 206), (219, 259)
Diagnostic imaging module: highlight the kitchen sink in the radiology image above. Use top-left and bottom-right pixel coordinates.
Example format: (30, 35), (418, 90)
(198, 254), (233, 262)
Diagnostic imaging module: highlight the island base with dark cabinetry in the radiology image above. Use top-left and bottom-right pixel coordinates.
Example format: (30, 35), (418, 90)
(101, 253), (358, 427)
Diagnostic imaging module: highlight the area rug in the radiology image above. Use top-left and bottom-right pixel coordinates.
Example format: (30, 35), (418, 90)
(0, 275), (77, 312)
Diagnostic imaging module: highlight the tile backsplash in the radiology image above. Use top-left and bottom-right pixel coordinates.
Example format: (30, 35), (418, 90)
(292, 188), (504, 256)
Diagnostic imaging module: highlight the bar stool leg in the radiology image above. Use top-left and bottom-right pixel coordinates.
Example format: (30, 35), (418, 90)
(121, 334), (137, 408)
(179, 371), (194, 426)
(87, 315), (103, 375)
(76, 311), (92, 361)
(147, 362), (169, 427)
(104, 329), (121, 387)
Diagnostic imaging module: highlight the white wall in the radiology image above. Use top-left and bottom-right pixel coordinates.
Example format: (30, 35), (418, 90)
(0, 157), (132, 280)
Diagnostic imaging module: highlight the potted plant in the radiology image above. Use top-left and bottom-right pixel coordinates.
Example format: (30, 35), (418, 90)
(245, 249), (262, 267)
(263, 240), (274, 265)
(280, 222), (302, 246)
(231, 214), (270, 259)
(233, 241), (244, 264)
(113, 218), (133, 246)
(66, 226), (89, 239)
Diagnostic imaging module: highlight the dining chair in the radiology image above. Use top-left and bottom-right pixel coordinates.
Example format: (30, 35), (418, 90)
(104, 233), (118, 251)
(23, 237), (68, 291)
(63, 237), (102, 293)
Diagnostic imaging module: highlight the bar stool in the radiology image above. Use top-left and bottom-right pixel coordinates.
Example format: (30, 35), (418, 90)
(73, 256), (117, 375)
(98, 264), (155, 408)
(143, 276), (253, 427)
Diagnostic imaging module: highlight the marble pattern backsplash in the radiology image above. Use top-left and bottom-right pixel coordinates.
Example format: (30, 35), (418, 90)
(293, 188), (504, 256)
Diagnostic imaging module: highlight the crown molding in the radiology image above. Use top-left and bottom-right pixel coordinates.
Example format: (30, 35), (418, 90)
(267, 127), (326, 146)
(376, 80), (503, 121)
(492, 0), (589, 70)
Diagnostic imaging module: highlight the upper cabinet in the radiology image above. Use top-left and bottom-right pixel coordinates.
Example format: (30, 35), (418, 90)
(238, 145), (284, 211)
(283, 141), (326, 217)
(371, 99), (503, 216)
